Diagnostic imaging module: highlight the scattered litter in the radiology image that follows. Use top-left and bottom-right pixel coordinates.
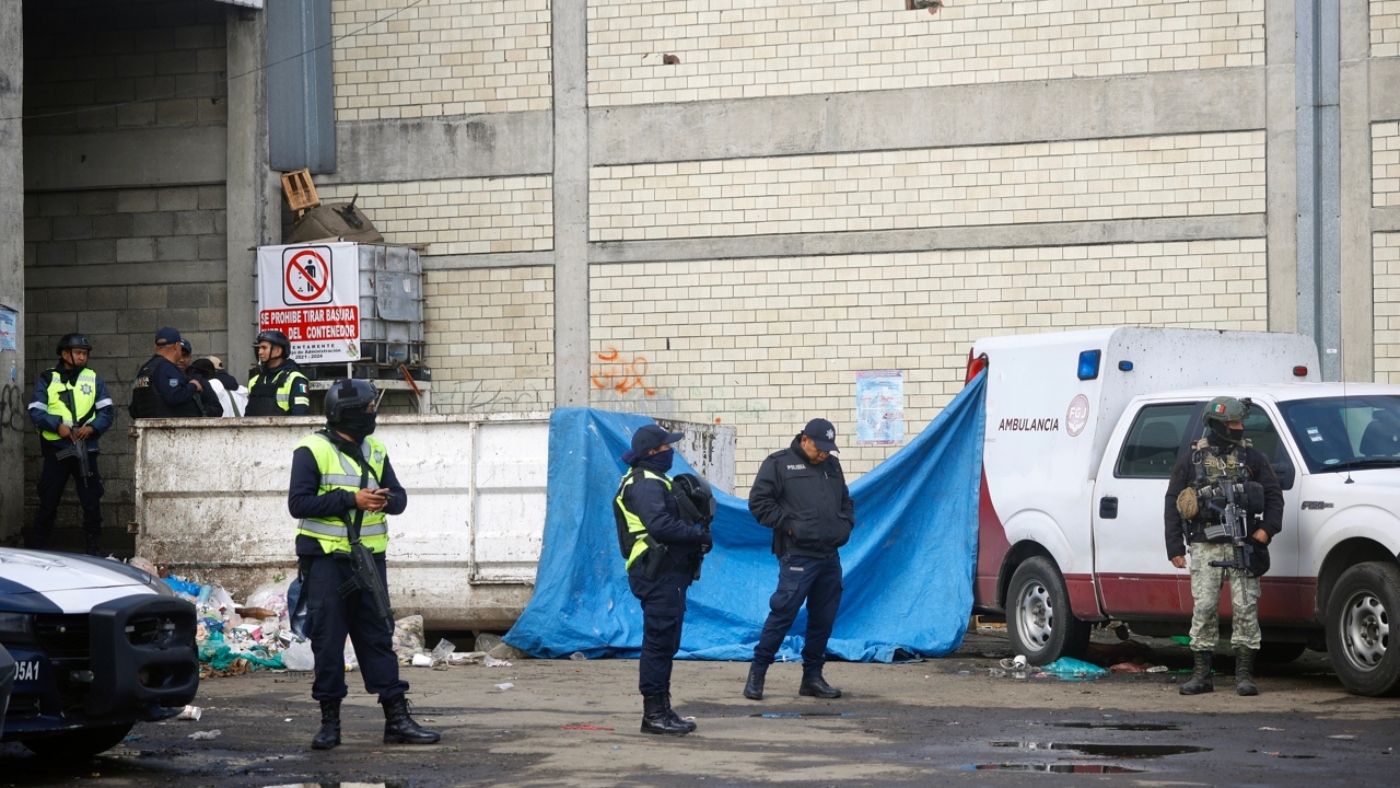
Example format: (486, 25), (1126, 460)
(176, 705), (202, 721)
(1259, 726), (1285, 731)
(1328, 734), (1358, 741)
(998, 655), (1029, 670)
(570, 651), (587, 661)
(562, 724), (614, 731)
(448, 653), (480, 665)
(284, 718), (292, 722)
(611, 745), (621, 750)
(1108, 662), (1147, 674)
(494, 682), (514, 691)
(281, 638), (315, 671)
(411, 653), (434, 667)
(1145, 665), (1169, 673)
(1039, 657), (1109, 679)
(187, 729), (222, 741)
(484, 655), (513, 668)
(430, 638), (456, 664)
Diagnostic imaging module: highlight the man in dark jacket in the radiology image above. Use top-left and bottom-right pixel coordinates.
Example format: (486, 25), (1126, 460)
(178, 339), (222, 417)
(744, 418), (855, 701)
(1165, 396), (1284, 697)
(129, 327), (205, 418)
(614, 422), (710, 736)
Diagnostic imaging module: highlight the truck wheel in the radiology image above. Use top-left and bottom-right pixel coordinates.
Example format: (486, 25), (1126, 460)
(1256, 642), (1307, 663)
(1007, 556), (1088, 665)
(1326, 562), (1400, 697)
(22, 723), (134, 757)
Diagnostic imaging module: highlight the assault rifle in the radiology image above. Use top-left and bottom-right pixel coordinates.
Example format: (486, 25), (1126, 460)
(54, 438), (91, 487)
(1205, 478), (1249, 572)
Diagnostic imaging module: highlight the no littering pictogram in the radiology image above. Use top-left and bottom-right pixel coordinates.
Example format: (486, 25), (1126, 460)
(283, 248), (332, 305)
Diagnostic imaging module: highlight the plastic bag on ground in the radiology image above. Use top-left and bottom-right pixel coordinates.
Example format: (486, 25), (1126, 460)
(282, 638), (315, 671)
(243, 578), (293, 618)
(392, 615), (425, 661)
(1040, 657), (1109, 677)
(344, 636), (359, 672)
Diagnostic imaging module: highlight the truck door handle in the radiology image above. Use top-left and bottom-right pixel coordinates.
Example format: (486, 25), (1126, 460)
(1099, 497), (1118, 519)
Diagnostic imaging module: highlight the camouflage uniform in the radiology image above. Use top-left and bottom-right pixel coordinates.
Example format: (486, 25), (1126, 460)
(1188, 541), (1261, 650)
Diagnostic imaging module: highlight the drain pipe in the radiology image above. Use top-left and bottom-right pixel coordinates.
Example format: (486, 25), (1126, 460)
(1296, 0), (1342, 380)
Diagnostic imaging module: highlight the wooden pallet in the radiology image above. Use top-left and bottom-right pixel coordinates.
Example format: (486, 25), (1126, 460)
(280, 168), (321, 219)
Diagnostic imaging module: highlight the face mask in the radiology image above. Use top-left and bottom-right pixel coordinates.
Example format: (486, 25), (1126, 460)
(647, 448), (675, 472)
(337, 410), (378, 442)
(1227, 427), (1245, 443)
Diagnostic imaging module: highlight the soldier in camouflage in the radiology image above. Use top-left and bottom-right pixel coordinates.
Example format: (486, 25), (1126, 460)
(1164, 396), (1284, 696)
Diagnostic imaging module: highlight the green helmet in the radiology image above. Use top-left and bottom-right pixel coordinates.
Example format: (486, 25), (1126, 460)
(1203, 396), (1248, 423)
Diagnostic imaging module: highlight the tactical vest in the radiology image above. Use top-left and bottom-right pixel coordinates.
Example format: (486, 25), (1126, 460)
(294, 432), (390, 555)
(247, 365), (309, 416)
(1187, 439), (1251, 539)
(37, 368), (98, 442)
(129, 356), (199, 418)
(613, 469), (671, 571)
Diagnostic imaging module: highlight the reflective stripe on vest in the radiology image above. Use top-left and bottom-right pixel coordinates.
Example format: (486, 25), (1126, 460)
(39, 369), (98, 442)
(615, 469), (671, 571)
(250, 368), (309, 413)
(294, 432), (391, 554)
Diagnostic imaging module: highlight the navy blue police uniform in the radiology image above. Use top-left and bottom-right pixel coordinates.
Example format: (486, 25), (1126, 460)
(27, 359), (115, 552)
(129, 329), (205, 418)
(745, 419), (854, 699)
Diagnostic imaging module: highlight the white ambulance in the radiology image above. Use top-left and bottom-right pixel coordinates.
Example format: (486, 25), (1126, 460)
(970, 327), (1400, 696)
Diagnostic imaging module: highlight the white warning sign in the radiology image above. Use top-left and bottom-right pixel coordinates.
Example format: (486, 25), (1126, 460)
(258, 242), (361, 364)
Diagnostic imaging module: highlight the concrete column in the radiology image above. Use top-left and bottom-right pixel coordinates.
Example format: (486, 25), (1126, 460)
(225, 8), (282, 380)
(1339, 0), (1375, 380)
(552, 0), (589, 406)
(0, 1), (22, 540)
(1266, 2), (1298, 334)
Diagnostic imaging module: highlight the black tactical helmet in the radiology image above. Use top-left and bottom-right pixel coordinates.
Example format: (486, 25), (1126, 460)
(325, 379), (378, 423)
(57, 333), (93, 354)
(672, 473), (716, 526)
(254, 329), (292, 360)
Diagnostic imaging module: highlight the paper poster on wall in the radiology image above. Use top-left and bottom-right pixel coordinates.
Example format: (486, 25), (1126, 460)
(257, 243), (361, 364)
(0, 306), (16, 352)
(856, 370), (904, 445)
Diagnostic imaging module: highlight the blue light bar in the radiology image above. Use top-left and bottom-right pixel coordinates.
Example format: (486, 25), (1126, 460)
(1118, 360), (1133, 372)
(1077, 349), (1101, 380)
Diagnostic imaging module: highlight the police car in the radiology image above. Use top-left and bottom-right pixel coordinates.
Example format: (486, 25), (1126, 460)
(0, 548), (199, 756)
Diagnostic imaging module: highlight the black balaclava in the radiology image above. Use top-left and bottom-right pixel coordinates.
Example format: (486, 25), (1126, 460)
(1208, 419), (1245, 447)
(336, 408), (378, 444)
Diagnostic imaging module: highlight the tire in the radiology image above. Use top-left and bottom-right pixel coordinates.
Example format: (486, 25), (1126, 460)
(1257, 641), (1307, 663)
(1325, 562), (1400, 697)
(1006, 556), (1089, 666)
(22, 723), (134, 758)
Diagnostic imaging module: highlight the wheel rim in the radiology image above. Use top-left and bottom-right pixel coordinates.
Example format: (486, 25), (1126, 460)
(1017, 580), (1054, 651)
(1340, 589), (1390, 672)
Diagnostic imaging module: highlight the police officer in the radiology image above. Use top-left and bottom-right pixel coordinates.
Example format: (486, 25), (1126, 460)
(178, 339), (222, 417)
(744, 418), (855, 701)
(129, 327), (205, 418)
(247, 329), (310, 416)
(1165, 396), (1284, 696)
(26, 334), (115, 554)
(288, 379), (438, 750)
(613, 423), (711, 736)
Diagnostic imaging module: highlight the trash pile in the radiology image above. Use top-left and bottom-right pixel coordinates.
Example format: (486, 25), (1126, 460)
(131, 557), (515, 678)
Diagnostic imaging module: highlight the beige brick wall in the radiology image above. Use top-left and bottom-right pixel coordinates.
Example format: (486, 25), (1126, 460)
(318, 178), (553, 255)
(423, 267), (554, 412)
(1376, 233), (1400, 383)
(1375, 0), (1400, 59)
(587, 0), (1265, 106)
(1376, 121), (1400, 207)
(592, 240), (1267, 487)
(332, 0), (551, 122)
(591, 132), (1266, 242)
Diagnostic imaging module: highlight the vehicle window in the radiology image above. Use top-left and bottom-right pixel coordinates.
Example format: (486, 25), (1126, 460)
(1116, 403), (1196, 478)
(1278, 395), (1400, 473)
(1242, 409), (1283, 462)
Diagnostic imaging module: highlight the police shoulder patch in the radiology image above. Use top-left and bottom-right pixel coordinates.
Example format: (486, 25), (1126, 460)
(167, 378), (179, 387)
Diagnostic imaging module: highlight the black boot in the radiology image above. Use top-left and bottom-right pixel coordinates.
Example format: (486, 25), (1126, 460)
(382, 695), (440, 744)
(1179, 650), (1215, 695)
(640, 694), (690, 736)
(743, 663), (767, 700)
(799, 673), (842, 698)
(311, 699), (341, 750)
(663, 692), (697, 733)
(84, 533), (102, 557)
(1235, 648), (1259, 696)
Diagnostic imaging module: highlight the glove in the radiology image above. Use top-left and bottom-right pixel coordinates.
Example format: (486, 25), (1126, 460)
(698, 531), (713, 553)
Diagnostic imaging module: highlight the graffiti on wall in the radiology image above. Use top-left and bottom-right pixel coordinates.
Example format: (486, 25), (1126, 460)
(592, 348), (657, 397)
(0, 383), (26, 442)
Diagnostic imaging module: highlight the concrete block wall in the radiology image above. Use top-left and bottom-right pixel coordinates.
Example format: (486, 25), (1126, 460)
(591, 132), (1266, 241)
(1376, 121), (1400, 206)
(587, 0), (1264, 105)
(422, 266), (554, 412)
(318, 178), (553, 254)
(331, 0), (552, 121)
(1376, 0), (1400, 59)
(1376, 233), (1400, 383)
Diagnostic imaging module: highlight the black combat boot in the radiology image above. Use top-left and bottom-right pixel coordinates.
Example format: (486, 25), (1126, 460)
(1179, 650), (1215, 695)
(311, 699), (341, 750)
(663, 692), (697, 732)
(743, 663), (767, 700)
(381, 695), (440, 744)
(1235, 648), (1259, 696)
(84, 533), (102, 557)
(799, 673), (842, 699)
(641, 694), (690, 735)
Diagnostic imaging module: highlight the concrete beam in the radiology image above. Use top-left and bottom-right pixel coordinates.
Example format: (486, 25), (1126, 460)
(552, 1), (588, 408)
(0, 0), (23, 539)
(592, 68), (1267, 165)
(1339, 0), (1373, 380)
(24, 127), (226, 191)
(26, 261), (226, 289)
(588, 215), (1266, 266)
(319, 112), (551, 185)
(422, 251), (553, 271)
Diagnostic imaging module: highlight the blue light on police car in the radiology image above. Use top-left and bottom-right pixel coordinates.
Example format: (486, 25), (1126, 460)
(1118, 360), (1133, 372)
(1077, 349), (1101, 380)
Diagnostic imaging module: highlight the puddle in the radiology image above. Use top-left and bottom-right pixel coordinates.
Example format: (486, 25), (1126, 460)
(1249, 750), (1319, 759)
(748, 712), (854, 718)
(962, 763), (1145, 774)
(1044, 721), (1180, 731)
(993, 742), (1209, 758)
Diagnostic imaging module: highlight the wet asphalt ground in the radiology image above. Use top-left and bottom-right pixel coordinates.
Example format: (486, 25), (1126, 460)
(2, 628), (1398, 787)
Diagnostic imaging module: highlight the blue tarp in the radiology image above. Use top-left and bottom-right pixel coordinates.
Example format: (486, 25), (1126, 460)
(505, 373), (986, 663)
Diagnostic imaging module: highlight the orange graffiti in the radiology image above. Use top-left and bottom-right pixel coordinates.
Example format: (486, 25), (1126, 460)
(592, 348), (657, 397)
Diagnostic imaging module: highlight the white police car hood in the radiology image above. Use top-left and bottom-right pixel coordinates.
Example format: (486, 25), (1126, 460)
(0, 549), (161, 614)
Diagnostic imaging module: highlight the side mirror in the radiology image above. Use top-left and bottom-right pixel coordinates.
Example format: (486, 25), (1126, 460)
(1272, 461), (1295, 491)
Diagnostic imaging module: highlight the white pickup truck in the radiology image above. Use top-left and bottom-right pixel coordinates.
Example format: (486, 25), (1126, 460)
(970, 327), (1400, 696)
